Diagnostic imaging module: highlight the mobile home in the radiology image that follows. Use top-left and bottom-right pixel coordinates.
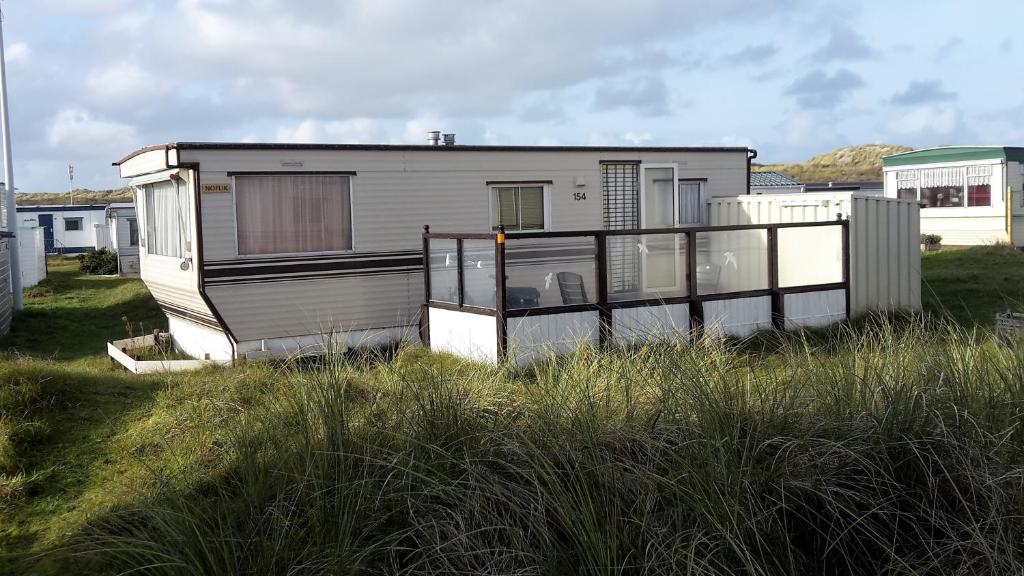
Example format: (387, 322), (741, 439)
(16, 204), (107, 254)
(115, 141), (758, 361)
(882, 146), (1024, 247)
(104, 202), (140, 275)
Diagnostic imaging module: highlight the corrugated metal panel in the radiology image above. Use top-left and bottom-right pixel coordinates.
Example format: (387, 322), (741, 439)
(703, 296), (771, 337)
(708, 193), (920, 316)
(507, 311), (599, 363)
(612, 303), (690, 344)
(0, 239), (12, 336)
(784, 290), (846, 329)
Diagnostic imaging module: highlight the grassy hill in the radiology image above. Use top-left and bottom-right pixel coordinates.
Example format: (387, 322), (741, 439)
(756, 144), (912, 183)
(16, 188), (133, 206)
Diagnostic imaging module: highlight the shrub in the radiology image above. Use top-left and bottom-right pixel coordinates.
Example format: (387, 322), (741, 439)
(921, 233), (943, 246)
(77, 248), (118, 275)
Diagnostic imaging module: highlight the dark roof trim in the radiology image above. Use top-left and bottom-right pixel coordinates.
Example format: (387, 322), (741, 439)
(16, 204), (108, 212)
(115, 142), (752, 166)
(0, 230), (13, 238)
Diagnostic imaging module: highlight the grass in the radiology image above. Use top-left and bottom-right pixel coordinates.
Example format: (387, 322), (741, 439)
(922, 245), (1024, 327)
(0, 247), (1022, 574)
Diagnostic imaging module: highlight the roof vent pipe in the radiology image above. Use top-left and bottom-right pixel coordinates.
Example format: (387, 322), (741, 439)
(427, 131), (440, 146)
(442, 133), (456, 146)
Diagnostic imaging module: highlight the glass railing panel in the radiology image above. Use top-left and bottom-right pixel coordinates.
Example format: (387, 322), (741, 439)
(606, 233), (688, 302)
(504, 236), (597, 309)
(461, 239), (496, 308)
(694, 229), (769, 295)
(428, 238), (458, 304)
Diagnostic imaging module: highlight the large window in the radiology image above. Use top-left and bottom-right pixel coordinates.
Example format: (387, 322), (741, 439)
(145, 179), (191, 258)
(896, 165), (994, 208)
(491, 184), (546, 231)
(64, 217), (83, 231)
(235, 174), (352, 256)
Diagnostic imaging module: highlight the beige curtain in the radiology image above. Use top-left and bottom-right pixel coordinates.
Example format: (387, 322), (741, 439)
(236, 175), (352, 255)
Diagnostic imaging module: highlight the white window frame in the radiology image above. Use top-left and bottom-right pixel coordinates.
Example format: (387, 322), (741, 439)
(231, 173), (357, 259)
(126, 217), (139, 247)
(64, 217), (84, 231)
(677, 178), (707, 226)
(487, 182), (551, 233)
(142, 179), (192, 260)
(638, 163), (682, 294)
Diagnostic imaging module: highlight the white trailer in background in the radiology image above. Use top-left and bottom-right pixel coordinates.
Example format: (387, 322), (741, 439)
(16, 204), (107, 254)
(17, 226), (46, 288)
(105, 202), (140, 275)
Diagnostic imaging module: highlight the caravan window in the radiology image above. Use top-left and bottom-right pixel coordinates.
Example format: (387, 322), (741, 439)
(127, 218), (139, 246)
(145, 180), (191, 258)
(235, 174), (353, 255)
(64, 217), (83, 231)
(490, 185), (547, 231)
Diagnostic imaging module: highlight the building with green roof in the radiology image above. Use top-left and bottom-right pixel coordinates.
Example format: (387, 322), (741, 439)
(882, 146), (1024, 247)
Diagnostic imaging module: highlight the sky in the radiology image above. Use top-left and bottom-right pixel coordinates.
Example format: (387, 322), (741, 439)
(4, 0), (1024, 191)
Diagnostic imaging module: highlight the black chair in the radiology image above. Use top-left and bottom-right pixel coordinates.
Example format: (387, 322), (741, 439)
(507, 286), (541, 309)
(556, 272), (589, 305)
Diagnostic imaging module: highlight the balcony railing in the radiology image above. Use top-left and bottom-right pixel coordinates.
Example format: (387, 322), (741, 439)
(422, 219), (849, 361)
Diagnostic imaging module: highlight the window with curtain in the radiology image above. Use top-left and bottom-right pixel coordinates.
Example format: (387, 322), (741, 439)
(490, 185), (545, 231)
(127, 218), (139, 246)
(235, 174), (352, 255)
(145, 179), (191, 258)
(966, 165), (992, 207)
(919, 167), (964, 208)
(896, 170), (918, 201)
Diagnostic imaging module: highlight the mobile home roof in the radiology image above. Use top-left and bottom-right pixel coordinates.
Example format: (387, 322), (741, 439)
(115, 141), (753, 166)
(882, 146), (1024, 167)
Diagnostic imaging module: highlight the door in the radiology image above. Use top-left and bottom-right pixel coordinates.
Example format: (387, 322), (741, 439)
(639, 164), (680, 293)
(38, 214), (54, 253)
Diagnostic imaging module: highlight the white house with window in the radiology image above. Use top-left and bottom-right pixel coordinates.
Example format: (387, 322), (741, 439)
(882, 146), (1024, 247)
(115, 141), (755, 362)
(16, 204), (108, 254)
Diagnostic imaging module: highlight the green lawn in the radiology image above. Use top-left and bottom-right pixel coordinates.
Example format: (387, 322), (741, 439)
(0, 247), (1022, 574)
(921, 245), (1024, 327)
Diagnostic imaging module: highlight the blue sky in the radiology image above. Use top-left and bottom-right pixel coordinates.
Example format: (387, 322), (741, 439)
(5, 0), (1024, 191)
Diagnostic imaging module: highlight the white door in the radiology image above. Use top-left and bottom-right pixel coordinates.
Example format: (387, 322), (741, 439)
(639, 164), (681, 293)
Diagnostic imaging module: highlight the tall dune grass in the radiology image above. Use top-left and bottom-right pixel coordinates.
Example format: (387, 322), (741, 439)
(71, 317), (1024, 574)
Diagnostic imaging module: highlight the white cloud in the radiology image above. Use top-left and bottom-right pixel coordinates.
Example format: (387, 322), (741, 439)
(887, 104), (959, 138)
(47, 108), (139, 156)
(6, 43), (30, 64)
(275, 118), (381, 143)
(84, 62), (172, 108)
(623, 131), (653, 145)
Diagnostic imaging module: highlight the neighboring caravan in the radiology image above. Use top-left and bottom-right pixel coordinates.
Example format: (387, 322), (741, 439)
(104, 202), (140, 275)
(750, 171), (803, 195)
(115, 141), (755, 361)
(16, 204), (107, 254)
(882, 146), (1024, 247)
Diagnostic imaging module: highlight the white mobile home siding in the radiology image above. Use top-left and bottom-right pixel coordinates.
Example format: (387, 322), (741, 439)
(133, 169), (218, 329)
(0, 238), (11, 335)
(1009, 161), (1024, 247)
(180, 147), (748, 347)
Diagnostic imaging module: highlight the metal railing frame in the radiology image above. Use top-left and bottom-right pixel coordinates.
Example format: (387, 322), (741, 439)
(423, 219), (851, 362)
